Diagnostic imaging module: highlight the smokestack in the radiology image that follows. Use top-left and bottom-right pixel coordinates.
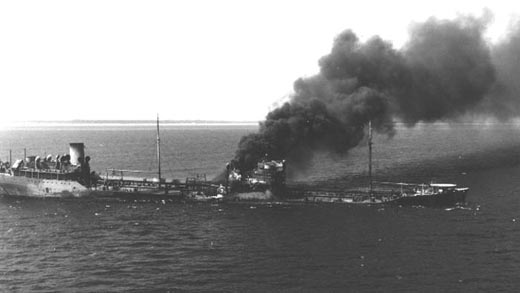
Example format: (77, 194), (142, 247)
(69, 143), (85, 166)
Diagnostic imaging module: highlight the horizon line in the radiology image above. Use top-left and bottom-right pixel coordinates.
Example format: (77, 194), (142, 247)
(1, 119), (261, 124)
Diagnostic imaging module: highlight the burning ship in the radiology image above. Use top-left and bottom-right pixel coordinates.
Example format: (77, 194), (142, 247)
(0, 117), (467, 206)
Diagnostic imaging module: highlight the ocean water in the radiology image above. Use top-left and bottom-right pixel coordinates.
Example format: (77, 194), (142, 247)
(1, 122), (520, 291)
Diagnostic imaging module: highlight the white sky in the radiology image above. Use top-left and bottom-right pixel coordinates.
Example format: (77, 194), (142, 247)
(0, 0), (518, 122)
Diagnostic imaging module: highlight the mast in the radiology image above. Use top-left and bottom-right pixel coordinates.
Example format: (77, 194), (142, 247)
(156, 114), (161, 186)
(368, 120), (373, 197)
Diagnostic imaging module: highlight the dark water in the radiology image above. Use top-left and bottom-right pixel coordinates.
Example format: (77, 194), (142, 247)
(1, 123), (520, 292)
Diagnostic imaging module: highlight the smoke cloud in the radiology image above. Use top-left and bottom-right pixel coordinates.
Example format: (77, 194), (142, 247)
(477, 21), (520, 118)
(233, 14), (520, 172)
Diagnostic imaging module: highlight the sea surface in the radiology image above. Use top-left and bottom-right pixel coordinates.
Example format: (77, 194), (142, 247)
(1, 122), (520, 292)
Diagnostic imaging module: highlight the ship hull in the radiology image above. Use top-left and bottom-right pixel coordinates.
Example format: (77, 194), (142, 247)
(228, 190), (274, 201)
(0, 175), (183, 199)
(0, 173), (90, 198)
(90, 188), (184, 200)
(390, 188), (468, 207)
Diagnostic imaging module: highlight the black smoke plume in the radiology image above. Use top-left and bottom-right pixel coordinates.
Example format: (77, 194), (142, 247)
(477, 20), (520, 118)
(233, 14), (518, 172)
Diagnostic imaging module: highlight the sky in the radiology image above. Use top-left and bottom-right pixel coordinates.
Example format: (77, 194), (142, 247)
(0, 0), (519, 122)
